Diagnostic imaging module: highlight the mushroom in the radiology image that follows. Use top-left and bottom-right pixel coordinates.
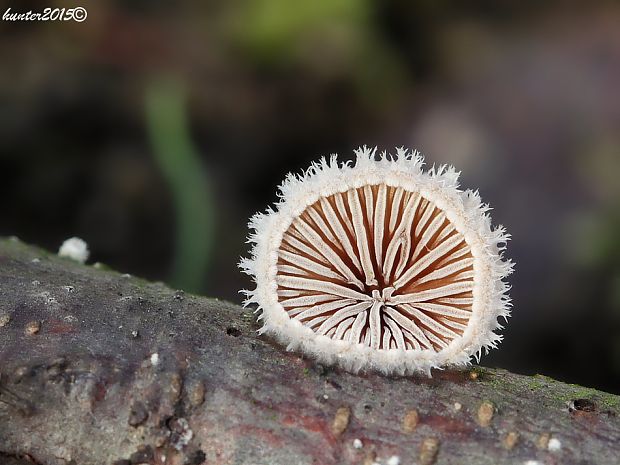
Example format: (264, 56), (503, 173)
(240, 147), (513, 375)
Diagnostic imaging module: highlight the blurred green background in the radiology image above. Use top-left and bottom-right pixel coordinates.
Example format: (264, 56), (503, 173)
(1, 0), (619, 393)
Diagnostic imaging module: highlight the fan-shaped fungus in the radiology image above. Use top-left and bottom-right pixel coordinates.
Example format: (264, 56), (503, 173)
(240, 147), (513, 375)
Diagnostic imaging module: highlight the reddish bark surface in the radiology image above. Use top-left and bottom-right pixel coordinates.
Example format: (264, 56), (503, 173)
(0, 238), (618, 465)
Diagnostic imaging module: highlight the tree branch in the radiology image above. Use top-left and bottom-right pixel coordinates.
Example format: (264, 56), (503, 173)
(0, 238), (618, 465)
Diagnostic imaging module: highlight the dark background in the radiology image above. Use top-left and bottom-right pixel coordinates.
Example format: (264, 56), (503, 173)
(1, 1), (619, 394)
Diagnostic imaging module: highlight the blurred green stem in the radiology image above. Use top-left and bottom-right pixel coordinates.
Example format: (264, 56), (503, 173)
(145, 76), (213, 292)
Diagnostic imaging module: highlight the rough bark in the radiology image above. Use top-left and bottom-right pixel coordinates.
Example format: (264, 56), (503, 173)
(0, 238), (618, 465)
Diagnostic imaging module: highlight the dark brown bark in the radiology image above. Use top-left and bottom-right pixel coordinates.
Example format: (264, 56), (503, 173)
(0, 238), (618, 465)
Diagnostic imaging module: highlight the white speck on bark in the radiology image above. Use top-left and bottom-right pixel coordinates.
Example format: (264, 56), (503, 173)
(170, 417), (193, 450)
(58, 237), (90, 264)
(548, 437), (561, 451)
